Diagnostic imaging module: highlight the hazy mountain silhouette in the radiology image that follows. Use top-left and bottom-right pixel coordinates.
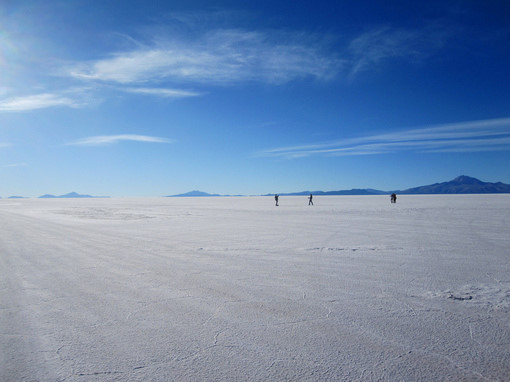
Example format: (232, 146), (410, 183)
(271, 189), (387, 196)
(398, 175), (510, 194)
(38, 192), (107, 198)
(167, 190), (221, 197)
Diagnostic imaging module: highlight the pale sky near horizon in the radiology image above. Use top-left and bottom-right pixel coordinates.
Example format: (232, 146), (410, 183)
(1, 0), (510, 197)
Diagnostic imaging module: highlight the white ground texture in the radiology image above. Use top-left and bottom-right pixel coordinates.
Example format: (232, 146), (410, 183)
(1, 195), (509, 381)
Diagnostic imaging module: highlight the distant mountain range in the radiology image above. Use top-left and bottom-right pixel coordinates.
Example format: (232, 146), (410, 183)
(2, 176), (509, 199)
(281, 176), (510, 195)
(166, 190), (242, 197)
(0, 192), (100, 199)
(271, 189), (388, 196)
(38, 192), (108, 199)
(168, 176), (510, 197)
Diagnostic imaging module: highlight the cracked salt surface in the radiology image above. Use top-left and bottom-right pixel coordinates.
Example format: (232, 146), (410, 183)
(1, 195), (510, 381)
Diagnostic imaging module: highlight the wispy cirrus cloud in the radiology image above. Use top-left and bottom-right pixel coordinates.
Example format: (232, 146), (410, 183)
(65, 23), (454, 88)
(0, 93), (79, 112)
(67, 29), (342, 85)
(67, 134), (172, 146)
(256, 118), (510, 158)
(0, 86), (98, 112)
(122, 87), (203, 98)
(3, 22), (455, 113)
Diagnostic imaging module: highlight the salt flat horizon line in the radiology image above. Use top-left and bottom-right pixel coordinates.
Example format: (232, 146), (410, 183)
(2, 175), (510, 199)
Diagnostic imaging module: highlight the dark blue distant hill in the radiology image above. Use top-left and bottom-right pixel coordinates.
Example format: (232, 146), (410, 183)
(38, 192), (107, 198)
(167, 190), (221, 197)
(398, 175), (510, 194)
(167, 190), (243, 197)
(274, 189), (387, 196)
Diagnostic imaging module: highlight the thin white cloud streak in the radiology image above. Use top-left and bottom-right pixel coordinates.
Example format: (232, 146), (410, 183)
(0, 93), (78, 112)
(0, 87), (98, 112)
(0, 86), (195, 113)
(67, 29), (342, 85)
(67, 135), (172, 146)
(256, 118), (510, 158)
(122, 87), (203, 98)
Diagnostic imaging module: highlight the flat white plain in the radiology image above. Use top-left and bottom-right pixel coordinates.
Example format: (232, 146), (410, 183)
(1, 195), (509, 381)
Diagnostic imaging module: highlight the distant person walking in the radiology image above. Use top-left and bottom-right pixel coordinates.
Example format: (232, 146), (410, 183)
(308, 193), (313, 206)
(275, 194), (279, 206)
(390, 193), (397, 204)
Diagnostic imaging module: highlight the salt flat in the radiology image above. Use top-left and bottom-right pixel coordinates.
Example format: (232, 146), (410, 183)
(1, 195), (509, 381)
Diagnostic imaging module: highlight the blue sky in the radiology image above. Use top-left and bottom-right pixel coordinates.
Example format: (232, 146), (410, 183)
(1, 0), (510, 197)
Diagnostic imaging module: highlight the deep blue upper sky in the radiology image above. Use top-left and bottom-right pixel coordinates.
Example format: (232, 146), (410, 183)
(1, 0), (509, 196)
